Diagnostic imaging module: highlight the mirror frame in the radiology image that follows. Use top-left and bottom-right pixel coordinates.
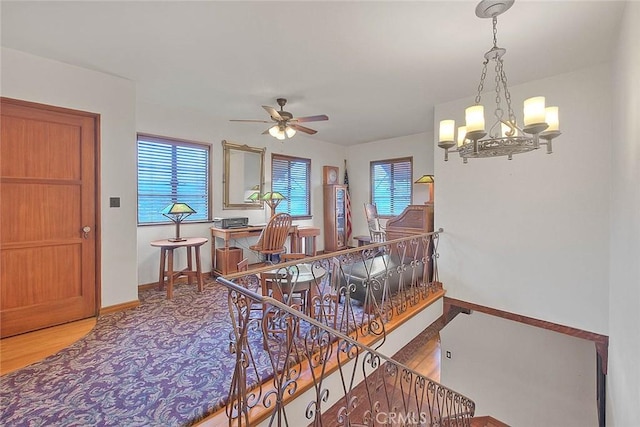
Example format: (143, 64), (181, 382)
(222, 140), (266, 210)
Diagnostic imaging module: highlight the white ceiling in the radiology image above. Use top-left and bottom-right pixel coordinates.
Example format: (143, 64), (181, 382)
(1, 1), (625, 146)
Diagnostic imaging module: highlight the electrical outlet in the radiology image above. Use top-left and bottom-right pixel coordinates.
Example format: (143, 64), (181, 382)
(446, 351), (452, 359)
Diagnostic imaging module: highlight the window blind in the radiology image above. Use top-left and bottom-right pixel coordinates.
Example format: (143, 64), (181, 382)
(272, 154), (311, 218)
(370, 157), (413, 216)
(137, 134), (211, 224)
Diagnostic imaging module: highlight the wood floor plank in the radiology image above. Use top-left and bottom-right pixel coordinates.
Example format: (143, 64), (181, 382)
(0, 317), (96, 375)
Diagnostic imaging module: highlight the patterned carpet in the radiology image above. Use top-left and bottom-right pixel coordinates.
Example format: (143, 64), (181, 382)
(0, 280), (271, 427)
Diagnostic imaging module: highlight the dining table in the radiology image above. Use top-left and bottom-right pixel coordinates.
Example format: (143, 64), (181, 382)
(261, 262), (327, 318)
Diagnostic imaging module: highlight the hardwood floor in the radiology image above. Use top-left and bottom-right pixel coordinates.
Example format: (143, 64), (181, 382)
(402, 332), (441, 382)
(0, 317), (97, 375)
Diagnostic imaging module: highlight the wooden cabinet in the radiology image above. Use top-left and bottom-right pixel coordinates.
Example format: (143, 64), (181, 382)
(323, 185), (347, 252)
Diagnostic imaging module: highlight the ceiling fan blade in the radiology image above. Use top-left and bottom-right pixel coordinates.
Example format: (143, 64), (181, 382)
(230, 119), (272, 123)
(290, 114), (329, 123)
(262, 106), (282, 121)
(290, 124), (317, 135)
(261, 128), (272, 135)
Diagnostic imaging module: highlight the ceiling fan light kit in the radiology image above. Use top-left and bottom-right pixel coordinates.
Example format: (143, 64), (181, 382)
(231, 98), (328, 141)
(268, 124), (296, 140)
(438, 0), (562, 163)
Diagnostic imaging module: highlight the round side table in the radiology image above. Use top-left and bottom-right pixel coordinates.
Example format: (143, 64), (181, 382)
(150, 237), (208, 299)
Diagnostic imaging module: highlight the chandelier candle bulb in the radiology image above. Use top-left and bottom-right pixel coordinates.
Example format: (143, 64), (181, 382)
(523, 96), (546, 126)
(465, 105), (485, 133)
(540, 106), (562, 154)
(457, 126), (467, 147)
(544, 106), (560, 132)
(439, 119), (455, 143)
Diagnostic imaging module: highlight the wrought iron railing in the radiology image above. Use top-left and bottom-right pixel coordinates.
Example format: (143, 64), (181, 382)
(217, 230), (475, 426)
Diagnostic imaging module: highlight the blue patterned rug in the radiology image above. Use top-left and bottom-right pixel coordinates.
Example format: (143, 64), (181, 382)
(0, 280), (272, 427)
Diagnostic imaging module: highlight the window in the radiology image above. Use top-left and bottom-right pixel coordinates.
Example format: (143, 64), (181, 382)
(370, 157), (413, 217)
(271, 154), (311, 218)
(137, 133), (211, 225)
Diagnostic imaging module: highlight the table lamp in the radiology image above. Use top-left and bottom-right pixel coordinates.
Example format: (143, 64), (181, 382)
(414, 174), (435, 205)
(261, 192), (286, 217)
(161, 202), (196, 242)
(244, 185), (261, 203)
(247, 191), (261, 202)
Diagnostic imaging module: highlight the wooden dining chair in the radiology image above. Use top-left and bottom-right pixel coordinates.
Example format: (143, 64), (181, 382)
(279, 253), (309, 313)
(260, 265), (302, 345)
(260, 264), (304, 315)
(311, 257), (341, 330)
(236, 258), (262, 324)
(282, 254), (340, 331)
(249, 213), (293, 263)
(364, 203), (386, 243)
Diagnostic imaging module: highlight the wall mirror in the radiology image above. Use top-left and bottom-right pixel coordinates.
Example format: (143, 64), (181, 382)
(222, 140), (266, 210)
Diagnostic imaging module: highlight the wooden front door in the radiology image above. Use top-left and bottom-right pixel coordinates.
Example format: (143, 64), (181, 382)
(1, 98), (99, 338)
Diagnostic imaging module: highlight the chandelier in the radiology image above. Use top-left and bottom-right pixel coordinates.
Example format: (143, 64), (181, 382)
(438, 0), (561, 163)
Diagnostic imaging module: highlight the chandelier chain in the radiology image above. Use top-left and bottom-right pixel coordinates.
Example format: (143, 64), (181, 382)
(494, 59), (503, 120)
(499, 59), (516, 124)
(492, 16), (498, 48)
(475, 62), (488, 105)
(492, 14), (516, 124)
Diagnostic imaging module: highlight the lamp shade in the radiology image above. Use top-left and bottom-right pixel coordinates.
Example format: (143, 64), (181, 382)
(438, 120), (455, 143)
(457, 126), (467, 147)
(261, 192), (286, 202)
(465, 105), (485, 133)
(285, 126), (296, 138)
(524, 96), (546, 126)
(544, 106), (560, 132)
(414, 174), (434, 184)
(161, 202), (196, 216)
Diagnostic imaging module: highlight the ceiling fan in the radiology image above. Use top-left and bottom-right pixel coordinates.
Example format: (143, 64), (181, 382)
(230, 98), (328, 140)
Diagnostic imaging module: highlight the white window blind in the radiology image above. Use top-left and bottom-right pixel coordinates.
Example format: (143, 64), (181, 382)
(370, 157), (413, 216)
(137, 134), (211, 224)
(272, 154), (311, 218)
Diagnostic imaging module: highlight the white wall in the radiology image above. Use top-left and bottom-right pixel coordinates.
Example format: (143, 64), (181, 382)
(136, 101), (347, 284)
(441, 312), (597, 426)
(346, 132), (434, 241)
(435, 65), (611, 335)
(608, 2), (640, 425)
(1, 47), (138, 308)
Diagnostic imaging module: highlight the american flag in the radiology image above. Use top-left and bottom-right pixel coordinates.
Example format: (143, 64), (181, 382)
(344, 160), (352, 245)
